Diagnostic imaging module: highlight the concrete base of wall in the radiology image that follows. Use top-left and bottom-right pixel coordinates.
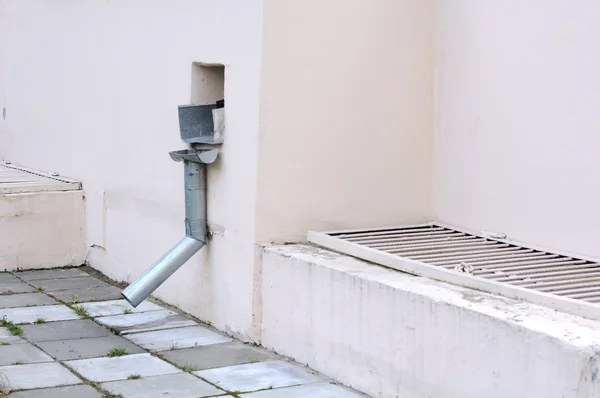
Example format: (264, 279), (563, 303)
(261, 244), (600, 398)
(0, 191), (86, 270)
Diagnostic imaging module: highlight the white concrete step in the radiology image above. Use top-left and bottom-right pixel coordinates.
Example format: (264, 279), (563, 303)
(0, 162), (85, 271)
(261, 244), (600, 398)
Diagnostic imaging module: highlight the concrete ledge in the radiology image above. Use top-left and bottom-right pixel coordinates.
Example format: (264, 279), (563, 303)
(0, 191), (86, 270)
(261, 244), (600, 398)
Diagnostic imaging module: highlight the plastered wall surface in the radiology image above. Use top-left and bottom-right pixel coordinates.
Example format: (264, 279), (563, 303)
(0, 0), (263, 340)
(256, 0), (435, 243)
(433, 1), (600, 259)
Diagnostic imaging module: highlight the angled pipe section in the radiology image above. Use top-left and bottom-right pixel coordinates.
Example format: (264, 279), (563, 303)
(121, 149), (218, 307)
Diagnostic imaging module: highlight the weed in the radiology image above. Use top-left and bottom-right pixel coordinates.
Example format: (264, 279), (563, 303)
(0, 290), (13, 296)
(0, 342), (9, 346)
(34, 317), (46, 324)
(177, 364), (197, 372)
(107, 347), (128, 357)
(101, 392), (124, 398)
(0, 371), (9, 396)
(122, 308), (132, 315)
(0, 318), (22, 336)
(36, 286), (44, 292)
(69, 294), (79, 304)
(60, 361), (123, 398)
(11, 361), (22, 366)
(72, 305), (89, 319)
(169, 343), (178, 351)
(127, 374), (141, 380)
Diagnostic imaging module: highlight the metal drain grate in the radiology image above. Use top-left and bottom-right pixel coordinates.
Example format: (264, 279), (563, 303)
(0, 162), (80, 194)
(308, 223), (600, 321)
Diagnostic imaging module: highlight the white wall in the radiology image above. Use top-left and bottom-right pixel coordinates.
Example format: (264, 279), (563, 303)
(256, 0), (435, 243)
(434, 1), (600, 258)
(0, 0), (263, 340)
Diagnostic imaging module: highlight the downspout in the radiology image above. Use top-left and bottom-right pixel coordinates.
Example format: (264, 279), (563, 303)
(121, 102), (223, 307)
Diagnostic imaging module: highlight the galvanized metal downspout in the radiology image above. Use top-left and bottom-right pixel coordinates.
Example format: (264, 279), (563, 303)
(121, 149), (218, 307)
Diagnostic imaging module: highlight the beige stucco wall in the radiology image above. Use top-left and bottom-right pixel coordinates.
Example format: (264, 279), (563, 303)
(433, 1), (600, 259)
(0, 0), (263, 340)
(256, 0), (435, 243)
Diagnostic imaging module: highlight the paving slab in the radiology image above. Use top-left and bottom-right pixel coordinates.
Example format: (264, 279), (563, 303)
(37, 335), (146, 360)
(0, 328), (26, 344)
(161, 342), (274, 370)
(0, 362), (82, 390)
(102, 372), (223, 398)
(34, 277), (108, 292)
(0, 292), (57, 309)
(96, 310), (196, 335)
(124, 325), (232, 351)
(0, 342), (54, 365)
(0, 281), (35, 294)
(8, 384), (103, 398)
(65, 353), (181, 382)
(14, 268), (89, 281)
(194, 361), (323, 393)
(49, 285), (123, 303)
(79, 299), (163, 317)
(21, 319), (112, 342)
(241, 382), (367, 397)
(0, 305), (79, 324)
(0, 274), (20, 283)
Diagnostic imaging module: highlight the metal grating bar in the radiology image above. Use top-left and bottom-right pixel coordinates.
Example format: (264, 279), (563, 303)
(474, 258), (583, 274)
(308, 224), (600, 322)
(437, 253), (558, 267)
(371, 238), (489, 252)
(513, 268), (600, 286)
(411, 247), (530, 261)
(388, 242), (510, 256)
(482, 261), (590, 277)
(364, 234), (476, 248)
(344, 231), (459, 243)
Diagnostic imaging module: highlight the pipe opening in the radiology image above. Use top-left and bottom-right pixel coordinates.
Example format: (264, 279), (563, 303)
(121, 236), (205, 307)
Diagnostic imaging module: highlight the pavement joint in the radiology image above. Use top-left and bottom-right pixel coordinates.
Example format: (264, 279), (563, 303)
(0, 268), (367, 397)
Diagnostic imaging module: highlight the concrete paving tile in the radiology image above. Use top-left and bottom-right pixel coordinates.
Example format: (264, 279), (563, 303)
(102, 372), (222, 398)
(194, 361), (323, 392)
(241, 382), (367, 397)
(37, 335), (146, 361)
(0, 342), (54, 365)
(161, 342), (274, 370)
(0, 327), (27, 344)
(0, 305), (78, 324)
(14, 268), (89, 281)
(0, 274), (20, 283)
(8, 384), (102, 398)
(96, 310), (196, 335)
(0, 292), (57, 309)
(80, 299), (163, 317)
(0, 362), (82, 390)
(34, 277), (108, 292)
(124, 326), (232, 352)
(65, 353), (181, 382)
(21, 319), (112, 342)
(0, 281), (35, 294)
(50, 285), (123, 303)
